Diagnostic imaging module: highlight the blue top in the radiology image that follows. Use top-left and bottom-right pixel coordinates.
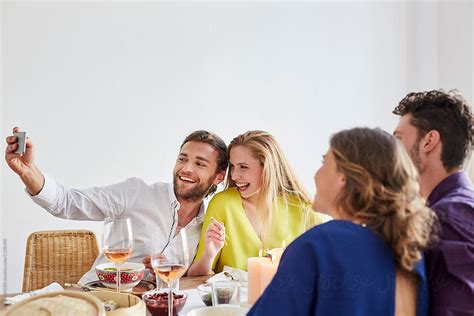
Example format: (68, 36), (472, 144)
(248, 220), (429, 316)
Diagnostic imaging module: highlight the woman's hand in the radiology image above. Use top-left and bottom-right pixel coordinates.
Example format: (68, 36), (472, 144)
(186, 218), (227, 276)
(203, 219), (226, 258)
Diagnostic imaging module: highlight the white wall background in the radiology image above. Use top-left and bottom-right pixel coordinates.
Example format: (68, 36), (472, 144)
(1, 1), (472, 293)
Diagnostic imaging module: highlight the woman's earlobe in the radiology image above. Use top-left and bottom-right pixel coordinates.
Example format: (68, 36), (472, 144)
(338, 175), (346, 190)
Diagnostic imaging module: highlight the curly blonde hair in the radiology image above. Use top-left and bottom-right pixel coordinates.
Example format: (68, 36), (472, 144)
(330, 127), (437, 272)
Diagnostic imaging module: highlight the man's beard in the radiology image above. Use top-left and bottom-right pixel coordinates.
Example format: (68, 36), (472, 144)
(173, 174), (215, 202)
(409, 141), (422, 172)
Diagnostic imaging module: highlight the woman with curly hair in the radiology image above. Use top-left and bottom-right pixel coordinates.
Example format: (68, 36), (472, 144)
(248, 127), (437, 316)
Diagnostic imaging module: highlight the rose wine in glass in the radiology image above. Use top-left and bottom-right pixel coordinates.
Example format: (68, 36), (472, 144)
(104, 249), (133, 263)
(103, 217), (134, 293)
(151, 228), (189, 316)
(154, 263), (187, 284)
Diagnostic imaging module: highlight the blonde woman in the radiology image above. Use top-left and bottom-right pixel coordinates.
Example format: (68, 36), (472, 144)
(249, 127), (437, 316)
(187, 130), (328, 275)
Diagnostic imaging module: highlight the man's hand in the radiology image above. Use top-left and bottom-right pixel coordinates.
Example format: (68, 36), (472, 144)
(142, 255), (155, 276)
(5, 127), (34, 175)
(5, 127), (44, 195)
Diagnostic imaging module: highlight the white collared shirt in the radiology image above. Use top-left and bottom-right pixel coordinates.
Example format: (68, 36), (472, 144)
(28, 173), (205, 284)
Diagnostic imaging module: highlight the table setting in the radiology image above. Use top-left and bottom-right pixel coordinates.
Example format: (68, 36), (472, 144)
(2, 217), (286, 315)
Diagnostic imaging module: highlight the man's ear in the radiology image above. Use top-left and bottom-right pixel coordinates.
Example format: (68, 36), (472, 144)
(422, 130), (441, 153)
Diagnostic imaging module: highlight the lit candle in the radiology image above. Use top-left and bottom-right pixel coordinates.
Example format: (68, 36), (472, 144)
(247, 250), (271, 305)
(270, 247), (284, 263)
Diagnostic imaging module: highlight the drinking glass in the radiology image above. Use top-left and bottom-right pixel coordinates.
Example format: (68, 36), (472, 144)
(151, 228), (189, 316)
(211, 280), (241, 306)
(102, 217), (134, 293)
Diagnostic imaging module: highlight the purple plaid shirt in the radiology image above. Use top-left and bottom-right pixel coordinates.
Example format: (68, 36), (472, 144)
(427, 171), (474, 316)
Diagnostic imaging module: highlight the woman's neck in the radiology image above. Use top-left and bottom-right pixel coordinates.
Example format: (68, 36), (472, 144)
(330, 207), (365, 226)
(240, 191), (260, 206)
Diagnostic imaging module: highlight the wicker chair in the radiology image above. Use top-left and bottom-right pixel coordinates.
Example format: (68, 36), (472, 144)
(22, 230), (99, 292)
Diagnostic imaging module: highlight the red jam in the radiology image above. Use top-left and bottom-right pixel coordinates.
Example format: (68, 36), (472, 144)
(143, 292), (187, 316)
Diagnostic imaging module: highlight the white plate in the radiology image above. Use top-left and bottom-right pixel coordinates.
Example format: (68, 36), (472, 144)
(186, 305), (249, 316)
(179, 287), (249, 315)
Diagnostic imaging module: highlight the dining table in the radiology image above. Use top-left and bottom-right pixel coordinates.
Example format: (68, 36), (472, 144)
(1, 275), (249, 315)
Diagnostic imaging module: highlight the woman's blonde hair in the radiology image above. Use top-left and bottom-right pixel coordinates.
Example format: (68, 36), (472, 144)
(226, 130), (311, 247)
(330, 127), (437, 272)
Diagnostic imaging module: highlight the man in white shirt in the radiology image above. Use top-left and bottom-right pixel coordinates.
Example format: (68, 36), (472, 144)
(5, 127), (228, 284)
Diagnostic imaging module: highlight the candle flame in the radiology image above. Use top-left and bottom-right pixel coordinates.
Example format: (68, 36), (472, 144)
(282, 241), (286, 248)
(258, 249), (263, 257)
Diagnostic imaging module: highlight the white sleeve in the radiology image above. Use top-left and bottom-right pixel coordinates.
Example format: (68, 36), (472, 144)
(27, 173), (139, 221)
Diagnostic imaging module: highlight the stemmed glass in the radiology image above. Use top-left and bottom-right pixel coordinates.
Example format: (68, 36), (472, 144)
(151, 227), (189, 316)
(102, 217), (134, 293)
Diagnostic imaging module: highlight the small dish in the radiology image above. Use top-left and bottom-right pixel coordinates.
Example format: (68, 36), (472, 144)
(95, 262), (145, 291)
(85, 279), (155, 297)
(142, 290), (188, 316)
(89, 291), (146, 315)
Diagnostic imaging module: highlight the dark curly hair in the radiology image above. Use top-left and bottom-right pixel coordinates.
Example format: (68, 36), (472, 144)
(393, 89), (474, 171)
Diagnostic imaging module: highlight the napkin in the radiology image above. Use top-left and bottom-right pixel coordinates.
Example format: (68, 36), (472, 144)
(206, 266), (248, 286)
(4, 282), (64, 305)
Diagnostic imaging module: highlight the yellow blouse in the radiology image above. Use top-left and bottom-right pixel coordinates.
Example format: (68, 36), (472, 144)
(193, 187), (330, 272)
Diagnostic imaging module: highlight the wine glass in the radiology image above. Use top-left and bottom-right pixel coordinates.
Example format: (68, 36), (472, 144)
(102, 217), (134, 293)
(151, 227), (189, 316)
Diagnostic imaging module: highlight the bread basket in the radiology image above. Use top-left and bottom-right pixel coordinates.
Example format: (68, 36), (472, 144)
(5, 290), (106, 316)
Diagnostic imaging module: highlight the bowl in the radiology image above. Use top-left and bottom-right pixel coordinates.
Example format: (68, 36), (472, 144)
(186, 305), (249, 316)
(142, 291), (188, 316)
(95, 262), (145, 291)
(89, 291), (146, 316)
(196, 283), (212, 306)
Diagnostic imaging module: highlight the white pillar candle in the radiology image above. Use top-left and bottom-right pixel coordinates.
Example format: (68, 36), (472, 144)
(247, 256), (271, 305)
(260, 260), (278, 293)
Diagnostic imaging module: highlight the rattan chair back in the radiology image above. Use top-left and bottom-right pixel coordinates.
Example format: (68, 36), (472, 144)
(22, 230), (99, 292)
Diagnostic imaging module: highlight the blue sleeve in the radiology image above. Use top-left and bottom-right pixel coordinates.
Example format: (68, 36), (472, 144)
(248, 238), (319, 315)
